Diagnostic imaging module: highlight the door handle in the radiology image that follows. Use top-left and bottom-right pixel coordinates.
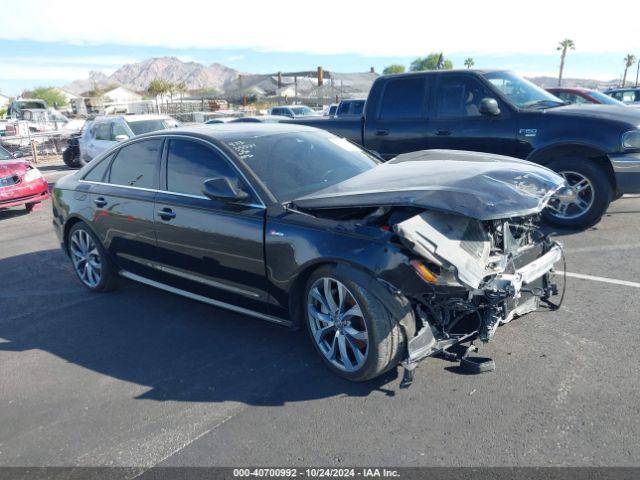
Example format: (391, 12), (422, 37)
(93, 197), (107, 208)
(436, 129), (451, 136)
(375, 129), (389, 136)
(158, 207), (176, 220)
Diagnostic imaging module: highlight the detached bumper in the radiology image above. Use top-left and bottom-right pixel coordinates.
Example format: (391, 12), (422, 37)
(610, 152), (640, 194)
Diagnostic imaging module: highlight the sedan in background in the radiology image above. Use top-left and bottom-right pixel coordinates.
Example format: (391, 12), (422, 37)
(546, 87), (629, 106)
(52, 124), (564, 382)
(268, 105), (319, 118)
(0, 145), (49, 212)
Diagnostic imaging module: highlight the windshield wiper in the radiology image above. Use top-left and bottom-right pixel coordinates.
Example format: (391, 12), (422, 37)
(523, 99), (567, 109)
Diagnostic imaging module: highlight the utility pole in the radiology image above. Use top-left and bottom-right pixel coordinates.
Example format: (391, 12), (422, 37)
(636, 59), (639, 87)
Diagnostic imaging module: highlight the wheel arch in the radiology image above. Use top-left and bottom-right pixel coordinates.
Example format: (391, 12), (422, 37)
(62, 215), (101, 255)
(287, 258), (391, 329)
(527, 142), (616, 191)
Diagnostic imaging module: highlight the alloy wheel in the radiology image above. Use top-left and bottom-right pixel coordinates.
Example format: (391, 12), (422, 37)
(546, 171), (595, 220)
(70, 229), (102, 288)
(307, 277), (368, 372)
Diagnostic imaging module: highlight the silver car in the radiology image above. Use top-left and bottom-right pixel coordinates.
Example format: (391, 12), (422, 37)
(78, 114), (179, 164)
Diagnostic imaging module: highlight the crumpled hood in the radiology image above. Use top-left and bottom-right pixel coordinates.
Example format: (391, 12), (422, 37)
(0, 160), (29, 178)
(293, 150), (565, 220)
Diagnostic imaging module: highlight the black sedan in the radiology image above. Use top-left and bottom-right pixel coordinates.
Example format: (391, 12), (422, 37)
(52, 124), (565, 381)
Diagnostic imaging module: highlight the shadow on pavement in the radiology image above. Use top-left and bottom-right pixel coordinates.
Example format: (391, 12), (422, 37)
(0, 249), (400, 407)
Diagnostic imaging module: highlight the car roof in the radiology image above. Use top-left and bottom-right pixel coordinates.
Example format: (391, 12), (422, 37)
(547, 87), (591, 92)
(604, 87), (640, 92)
(138, 122), (319, 143)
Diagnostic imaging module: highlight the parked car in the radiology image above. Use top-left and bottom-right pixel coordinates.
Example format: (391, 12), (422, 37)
(0, 144), (49, 212)
(78, 114), (180, 165)
(205, 118), (234, 124)
(335, 99), (366, 117)
(291, 70), (640, 228)
(604, 87), (640, 105)
(268, 105), (318, 118)
(324, 103), (339, 116)
(229, 115), (290, 123)
(52, 124), (564, 382)
(546, 87), (628, 106)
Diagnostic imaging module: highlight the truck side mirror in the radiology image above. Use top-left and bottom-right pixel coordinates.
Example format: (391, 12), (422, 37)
(479, 98), (501, 116)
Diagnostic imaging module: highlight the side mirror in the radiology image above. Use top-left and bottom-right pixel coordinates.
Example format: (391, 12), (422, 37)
(202, 177), (250, 203)
(114, 134), (129, 142)
(479, 98), (501, 116)
(12, 151), (24, 159)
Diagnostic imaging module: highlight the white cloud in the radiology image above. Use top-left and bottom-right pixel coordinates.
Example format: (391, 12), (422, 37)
(2, 0), (639, 56)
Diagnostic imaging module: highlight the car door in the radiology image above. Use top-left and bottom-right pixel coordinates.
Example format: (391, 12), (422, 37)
(86, 138), (163, 278)
(364, 75), (430, 159)
(428, 74), (518, 156)
(86, 121), (116, 160)
(153, 137), (269, 313)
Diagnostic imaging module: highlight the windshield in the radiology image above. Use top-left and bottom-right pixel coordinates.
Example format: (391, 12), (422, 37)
(126, 118), (180, 135)
(588, 91), (626, 106)
(483, 71), (565, 109)
(17, 100), (47, 109)
(224, 130), (379, 202)
(0, 145), (12, 160)
(291, 106), (315, 116)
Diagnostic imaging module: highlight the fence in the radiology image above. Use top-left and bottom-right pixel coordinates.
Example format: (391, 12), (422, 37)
(1, 128), (75, 163)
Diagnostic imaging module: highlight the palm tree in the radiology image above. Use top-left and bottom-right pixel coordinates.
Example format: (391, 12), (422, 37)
(175, 81), (188, 103)
(622, 54), (636, 87)
(557, 39), (575, 87)
(147, 78), (169, 113)
(464, 57), (475, 69)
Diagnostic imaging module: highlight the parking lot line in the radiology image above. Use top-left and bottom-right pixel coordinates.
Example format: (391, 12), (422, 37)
(561, 271), (640, 288)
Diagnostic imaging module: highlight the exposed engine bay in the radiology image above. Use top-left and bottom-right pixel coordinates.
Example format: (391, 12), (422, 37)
(392, 210), (563, 368)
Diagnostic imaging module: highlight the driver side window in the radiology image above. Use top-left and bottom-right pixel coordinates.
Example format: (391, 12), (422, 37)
(111, 122), (129, 140)
(435, 77), (491, 117)
(166, 139), (247, 199)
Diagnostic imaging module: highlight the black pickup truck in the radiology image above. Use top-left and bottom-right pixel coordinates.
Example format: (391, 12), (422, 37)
(291, 70), (640, 228)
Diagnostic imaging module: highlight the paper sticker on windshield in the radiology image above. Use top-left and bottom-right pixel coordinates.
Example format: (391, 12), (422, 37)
(329, 137), (361, 152)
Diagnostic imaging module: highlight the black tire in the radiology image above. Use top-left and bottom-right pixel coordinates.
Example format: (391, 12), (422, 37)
(304, 264), (413, 382)
(62, 147), (81, 168)
(67, 222), (118, 292)
(542, 157), (612, 229)
(25, 202), (38, 213)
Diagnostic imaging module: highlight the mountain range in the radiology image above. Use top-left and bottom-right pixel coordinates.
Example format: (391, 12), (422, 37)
(64, 57), (240, 95)
(64, 56), (620, 96)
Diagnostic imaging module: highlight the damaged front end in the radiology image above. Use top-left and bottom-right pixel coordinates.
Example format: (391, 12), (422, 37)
(394, 210), (562, 372)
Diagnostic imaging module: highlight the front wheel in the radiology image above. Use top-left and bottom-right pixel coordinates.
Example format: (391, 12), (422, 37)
(304, 265), (411, 381)
(543, 158), (612, 229)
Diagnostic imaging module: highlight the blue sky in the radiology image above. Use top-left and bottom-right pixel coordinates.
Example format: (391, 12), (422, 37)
(1, 0), (639, 96)
(1, 39), (635, 96)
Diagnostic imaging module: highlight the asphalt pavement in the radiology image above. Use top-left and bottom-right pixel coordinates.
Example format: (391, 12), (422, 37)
(0, 163), (639, 469)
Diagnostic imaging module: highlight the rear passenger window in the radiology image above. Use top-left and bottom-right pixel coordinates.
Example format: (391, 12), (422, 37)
(166, 139), (240, 197)
(379, 78), (425, 119)
(84, 153), (114, 182)
(352, 102), (364, 115)
(95, 123), (111, 141)
(108, 139), (162, 189)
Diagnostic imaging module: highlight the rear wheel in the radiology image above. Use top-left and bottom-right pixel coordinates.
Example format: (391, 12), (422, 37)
(67, 223), (117, 292)
(304, 265), (410, 381)
(543, 158), (612, 229)
(62, 147), (81, 168)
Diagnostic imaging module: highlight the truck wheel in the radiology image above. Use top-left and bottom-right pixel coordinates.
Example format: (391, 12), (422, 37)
(304, 265), (410, 382)
(543, 158), (612, 229)
(62, 148), (81, 168)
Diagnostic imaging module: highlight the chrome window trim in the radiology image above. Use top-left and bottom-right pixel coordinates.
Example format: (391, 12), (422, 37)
(78, 179), (266, 209)
(80, 133), (268, 209)
(119, 270), (291, 327)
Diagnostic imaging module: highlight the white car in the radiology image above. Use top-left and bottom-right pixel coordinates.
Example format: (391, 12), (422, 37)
(268, 105), (319, 118)
(78, 114), (180, 164)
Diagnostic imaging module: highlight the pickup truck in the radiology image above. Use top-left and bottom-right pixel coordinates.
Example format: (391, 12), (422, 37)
(290, 70), (640, 228)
